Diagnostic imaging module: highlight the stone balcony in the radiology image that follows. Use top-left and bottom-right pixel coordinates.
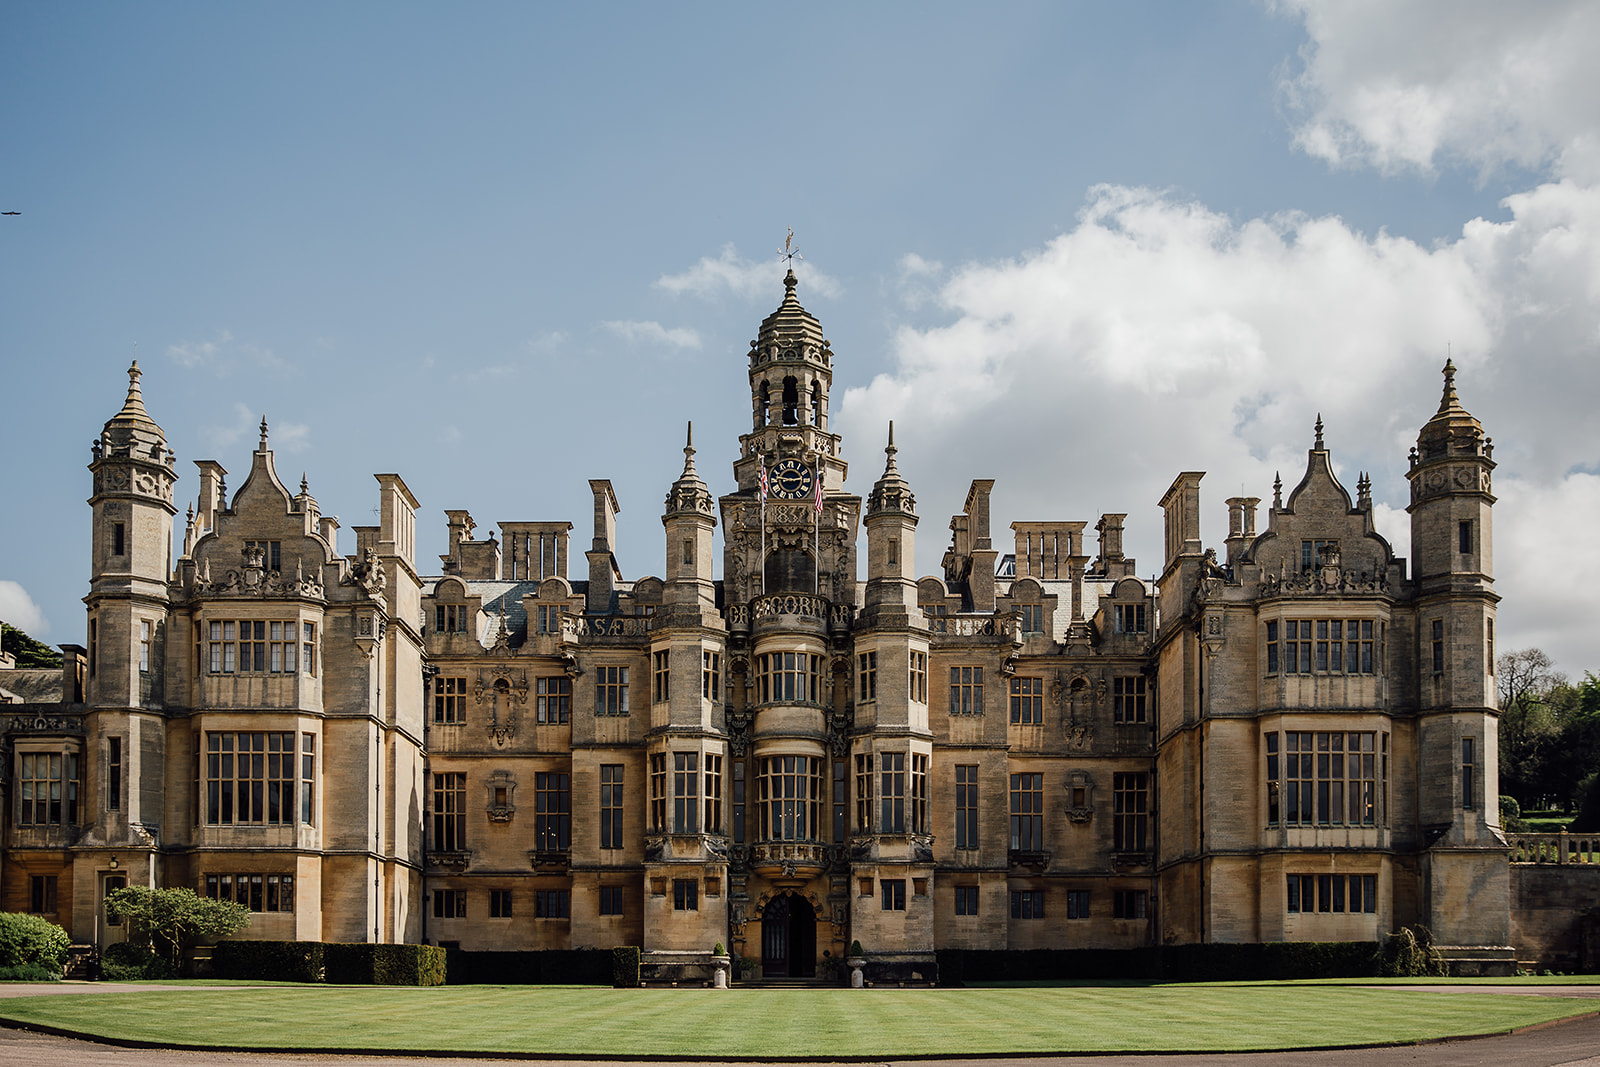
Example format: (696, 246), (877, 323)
(748, 840), (830, 884)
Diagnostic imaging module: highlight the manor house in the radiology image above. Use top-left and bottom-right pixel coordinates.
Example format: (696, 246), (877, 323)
(1, 271), (1514, 977)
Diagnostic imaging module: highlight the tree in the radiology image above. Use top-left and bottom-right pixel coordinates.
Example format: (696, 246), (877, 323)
(1496, 648), (1568, 808)
(0, 622), (61, 669)
(1539, 673), (1600, 813)
(104, 886), (251, 974)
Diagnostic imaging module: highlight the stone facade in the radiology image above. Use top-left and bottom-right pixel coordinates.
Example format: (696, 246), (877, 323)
(1, 273), (1526, 976)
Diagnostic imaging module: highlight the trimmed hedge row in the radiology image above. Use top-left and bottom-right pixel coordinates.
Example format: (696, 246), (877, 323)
(443, 948), (612, 985)
(213, 940), (323, 983)
(613, 945), (641, 988)
(936, 942), (1381, 985)
(213, 941), (444, 985)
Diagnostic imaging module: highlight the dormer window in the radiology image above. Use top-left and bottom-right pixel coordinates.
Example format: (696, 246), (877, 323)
(1114, 604), (1147, 634)
(435, 605), (470, 634)
(1019, 604), (1044, 634)
(245, 540), (281, 572)
(1301, 539), (1338, 573)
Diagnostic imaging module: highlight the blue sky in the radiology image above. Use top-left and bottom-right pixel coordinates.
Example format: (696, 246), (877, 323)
(3, 2), (1598, 677)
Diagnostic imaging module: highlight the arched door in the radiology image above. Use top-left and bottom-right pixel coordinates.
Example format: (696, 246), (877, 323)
(761, 893), (817, 978)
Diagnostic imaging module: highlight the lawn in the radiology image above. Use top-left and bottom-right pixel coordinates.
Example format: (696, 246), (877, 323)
(0, 983), (1595, 1057)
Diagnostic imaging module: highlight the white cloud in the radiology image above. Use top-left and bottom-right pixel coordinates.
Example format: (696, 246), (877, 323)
(166, 330), (288, 375)
(1277, 0), (1600, 180)
(0, 580), (48, 636)
(1495, 473), (1600, 674)
(601, 320), (703, 350)
(202, 403), (310, 456)
(656, 244), (842, 300)
(841, 177), (1600, 674)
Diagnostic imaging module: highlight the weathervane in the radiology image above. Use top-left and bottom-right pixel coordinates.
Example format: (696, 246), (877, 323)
(778, 229), (803, 268)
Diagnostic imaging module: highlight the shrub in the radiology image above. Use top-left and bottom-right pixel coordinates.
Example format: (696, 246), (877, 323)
(104, 886), (250, 975)
(1375, 925), (1448, 977)
(849, 940), (864, 957)
(213, 940), (324, 983)
(612, 945), (640, 988)
(100, 941), (176, 981)
(713, 942), (724, 956)
(0, 963), (65, 981)
(0, 912), (69, 976)
(324, 943), (444, 986)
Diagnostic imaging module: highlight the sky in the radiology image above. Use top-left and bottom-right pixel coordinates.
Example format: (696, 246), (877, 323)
(2, 1), (1597, 678)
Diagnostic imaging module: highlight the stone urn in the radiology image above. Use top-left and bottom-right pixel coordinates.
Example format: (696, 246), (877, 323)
(711, 953), (732, 989)
(846, 955), (866, 988)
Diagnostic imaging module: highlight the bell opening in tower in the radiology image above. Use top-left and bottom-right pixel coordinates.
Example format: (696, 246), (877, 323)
(782, 376), (800, 426)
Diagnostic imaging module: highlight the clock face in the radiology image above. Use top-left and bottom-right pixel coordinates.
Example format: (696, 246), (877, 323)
(770, 459), (813, 499)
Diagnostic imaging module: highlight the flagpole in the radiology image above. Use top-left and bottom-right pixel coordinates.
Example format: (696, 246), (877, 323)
(813, 458), (821, 595)
(759, 463), (767, 596)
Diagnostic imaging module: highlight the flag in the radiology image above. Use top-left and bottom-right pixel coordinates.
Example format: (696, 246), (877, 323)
(758, 464), (768, 501)
(813, 465), (823, 515)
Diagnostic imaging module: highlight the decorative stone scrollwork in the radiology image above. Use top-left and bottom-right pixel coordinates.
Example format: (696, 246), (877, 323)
(827, 707), (853, 757)
(3, 714), (85, 735)
(726, 708), (751, 757)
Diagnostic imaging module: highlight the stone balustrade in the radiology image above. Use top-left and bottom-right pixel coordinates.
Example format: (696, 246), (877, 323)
(1508, 831), (1599, 864)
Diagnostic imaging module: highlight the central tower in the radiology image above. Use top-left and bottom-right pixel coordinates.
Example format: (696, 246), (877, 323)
(718, 270), (862, 979)
(722, 270), (859, 604)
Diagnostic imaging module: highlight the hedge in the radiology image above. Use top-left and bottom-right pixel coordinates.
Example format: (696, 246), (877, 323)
(936, 942), (1382, 985)
(325, 943), (445, 985)
(612, 945), (641, 988)
(213, 940), (325, 983)
(444, 948), (611, 985)
(210, 941), (442, 985)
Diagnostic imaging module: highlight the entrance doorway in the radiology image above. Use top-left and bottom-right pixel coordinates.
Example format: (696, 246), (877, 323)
(760, 892), (817, 978)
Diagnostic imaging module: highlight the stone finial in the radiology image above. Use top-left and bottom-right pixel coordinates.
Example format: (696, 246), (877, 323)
(682, 422), (697, 477)
(884, 420), (899, 475)
(1357, 472), (1372, 510)
(259, 416), (269, 450)
(1273, 471), (1283, 509)
(1314, 414), (1325, 450)
(300, 473), (310, 494)
(127, 360), (143, 404)
(784, 268), (797, 294)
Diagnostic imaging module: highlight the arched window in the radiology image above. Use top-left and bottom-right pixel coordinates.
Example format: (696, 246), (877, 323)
(756, 381), (770, 427)
(810, 382), (823, 428)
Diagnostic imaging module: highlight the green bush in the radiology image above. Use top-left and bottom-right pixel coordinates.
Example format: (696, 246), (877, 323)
(100, 941), (175, 981)
(849, 940), (864, 957)
(213, 940), (325, 982)
(1375, 925), (1447, 977)
(324, 943), (444, 986)
(612, 945), (640, 988)
(0, 963), (64, 981)
(0, 912), (69, 975)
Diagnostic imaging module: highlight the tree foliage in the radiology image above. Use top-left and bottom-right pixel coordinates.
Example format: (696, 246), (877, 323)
(1497, 648), (1600, 813)
(0, 622), (61, 669)
(104, 886), (251, 973)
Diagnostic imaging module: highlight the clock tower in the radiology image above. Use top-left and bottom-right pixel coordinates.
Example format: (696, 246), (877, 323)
(721, 270), (860, 603)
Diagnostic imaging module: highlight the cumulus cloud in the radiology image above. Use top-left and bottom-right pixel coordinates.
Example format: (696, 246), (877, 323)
(202, 402), (310, 456)
(167, 330), (289, 374)
(1277, 0), (1600, 180)
(657, 244), (842, 300)
(839, 178), (1600, 673)
(0, 580), (48, 636)
(601, 320), (703, 350)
